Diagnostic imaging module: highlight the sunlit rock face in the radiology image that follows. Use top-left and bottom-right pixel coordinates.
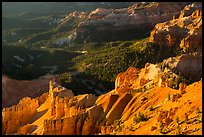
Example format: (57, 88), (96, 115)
(2, 97), (39, 134)
(2, 69), (202, 135)
(115, 64), (161, 94)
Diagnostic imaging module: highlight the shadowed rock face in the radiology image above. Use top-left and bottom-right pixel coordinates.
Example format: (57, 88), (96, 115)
(2, 74), (60, 108)
(105, 93), (133, 125)
(70, 2), (190, 43)
(176, 54), (202, 82)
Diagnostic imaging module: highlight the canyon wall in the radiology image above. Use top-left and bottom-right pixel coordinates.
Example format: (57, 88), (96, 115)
(149, 2), (202, 82)
(149, 2), (202, 54)
(2, 2), (202, 135)
(2, 65), (202, 135)
(69, 2), (190, 43)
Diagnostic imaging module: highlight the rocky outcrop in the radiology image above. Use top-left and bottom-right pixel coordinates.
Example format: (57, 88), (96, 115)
(2, 74), (60, 108)
(179, 8), (202, 54)
(115, 67), (140, 93)
(70, 2), (189, 43)
(176, 54), (202, 82)
(49, 80), (74, 117)
(35, 92), (49, 106)
(17, 124), (37, 135)
(42, 77), (136, 135)
(43, 112), (100, 135)
(43, 114), (81, 135)
(106, 93), (133, 125)
(64, 94), (97, 118)
(43, 89), (100, 135)
(149, 2), (202, 54)
(157, 109), (175, 126)
(2, 97), (39, 134)
(96, 93), (119, 115)
(115, 64), (161, 93)
(42, 81), (101, 135)
(43, 90), (134, 135)
(149, 2), (202, 82)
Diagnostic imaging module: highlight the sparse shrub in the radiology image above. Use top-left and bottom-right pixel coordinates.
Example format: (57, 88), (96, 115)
(149, 106), (154, 111)
(133, 112), (147, 124)
(199, 117), (202, 122)
(129, 124), (135, 131)
(184, 113), (189, 124)
(159, 121), (164, 133)
(176, 124), (182, 135)
(167, 92), (171, 101)
(176, 116), (180, 125)
(130, 89), (139, 94)
(196, 107), (200, 117)
(116, 120), (124, 132)
(118, 119), (124, 126)
(143, 86), (147, 92)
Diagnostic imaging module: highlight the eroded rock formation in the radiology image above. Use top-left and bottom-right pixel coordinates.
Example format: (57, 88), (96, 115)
(1, 2), (202, 135)
(2, 65), (202, 135)
(149, 2), (202, 54)
(69, 2), (189, 43)
(2, 97), (39, 134)
(149, 2), (202, 82)
(115, 64), (161, 94)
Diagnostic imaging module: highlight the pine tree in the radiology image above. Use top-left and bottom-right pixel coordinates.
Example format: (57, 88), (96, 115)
(159, 121), (163, 133)
(167, 92), (171, 101)
(196, 107), (200, 117)
(176, 124), (182, 135)
(176, 116), (179, 124)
